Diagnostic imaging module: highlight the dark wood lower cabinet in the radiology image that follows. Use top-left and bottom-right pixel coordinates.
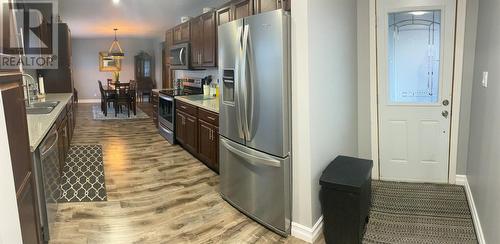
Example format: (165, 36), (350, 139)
(152, 91), (159, 128)
(176, 100), (219, 173)
(198, 120), (219, 172)
(175, 110), (186, 145)
(17, 176), (40, 244)
(176, 109), (198, 155)
(184, 113), (198, 154)
(1, 73), (41, 244)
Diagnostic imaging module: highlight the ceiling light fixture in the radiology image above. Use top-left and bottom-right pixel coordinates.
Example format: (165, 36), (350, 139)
(112, 0), (120, 5)
(108, 28), (125, 59)
(409, 11), (428, 16)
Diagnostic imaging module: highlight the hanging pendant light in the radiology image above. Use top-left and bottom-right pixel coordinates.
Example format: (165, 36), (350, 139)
(108, 28), (125, 59)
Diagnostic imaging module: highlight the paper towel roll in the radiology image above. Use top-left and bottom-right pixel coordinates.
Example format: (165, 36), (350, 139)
(38, 76), (45, 94)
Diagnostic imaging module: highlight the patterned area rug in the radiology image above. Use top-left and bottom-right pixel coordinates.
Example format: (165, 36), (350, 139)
(363, 181), (477, 244)
(59, 145), (107, 203)
(92, 105), (149, 120)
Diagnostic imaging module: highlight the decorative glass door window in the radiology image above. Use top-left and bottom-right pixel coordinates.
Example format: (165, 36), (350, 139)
(387, 10), (441, 104)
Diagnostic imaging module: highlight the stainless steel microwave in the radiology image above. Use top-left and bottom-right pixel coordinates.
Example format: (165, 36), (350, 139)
(170, 43), (190, 70)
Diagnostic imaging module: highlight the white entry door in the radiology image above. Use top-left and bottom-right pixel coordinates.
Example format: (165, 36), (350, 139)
(377, 0), (456, 183)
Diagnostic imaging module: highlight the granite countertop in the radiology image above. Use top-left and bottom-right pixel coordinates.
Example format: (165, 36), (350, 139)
(27, 93), (73, 152)
(176, 95), (219, 113)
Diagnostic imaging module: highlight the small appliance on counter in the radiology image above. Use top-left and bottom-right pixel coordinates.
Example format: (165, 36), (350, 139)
(158, 78), (203, 144)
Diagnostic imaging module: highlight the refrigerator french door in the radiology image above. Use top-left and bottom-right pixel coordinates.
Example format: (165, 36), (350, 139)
(218, 9), (291, 236)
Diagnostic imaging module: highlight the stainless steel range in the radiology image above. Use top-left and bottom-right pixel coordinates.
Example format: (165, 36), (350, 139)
(158, 79), (203, 144)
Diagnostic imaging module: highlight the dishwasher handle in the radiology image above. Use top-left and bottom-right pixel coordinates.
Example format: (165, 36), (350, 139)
(40, 128), (59, 157)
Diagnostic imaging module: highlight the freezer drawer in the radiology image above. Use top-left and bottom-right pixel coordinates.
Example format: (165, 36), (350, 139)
(219, 137), (291, 235)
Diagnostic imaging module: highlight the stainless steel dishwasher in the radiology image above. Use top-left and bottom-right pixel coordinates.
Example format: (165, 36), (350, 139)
(33, 124), (60, 242)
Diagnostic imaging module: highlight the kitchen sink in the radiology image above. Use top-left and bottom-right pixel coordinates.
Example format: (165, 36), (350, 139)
(26, 106), (55, 114)
(31, 101), (60, 108)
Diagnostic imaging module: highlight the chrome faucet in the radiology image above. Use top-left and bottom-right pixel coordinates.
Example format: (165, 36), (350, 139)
(22, 73), (38, 106)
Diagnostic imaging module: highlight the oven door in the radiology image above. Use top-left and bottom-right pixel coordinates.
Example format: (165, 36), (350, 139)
(170, 43), (190, 70)
(159, 94), (175, 143)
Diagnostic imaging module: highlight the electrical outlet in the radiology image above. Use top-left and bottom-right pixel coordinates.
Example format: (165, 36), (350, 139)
(482, 71), (488, 88)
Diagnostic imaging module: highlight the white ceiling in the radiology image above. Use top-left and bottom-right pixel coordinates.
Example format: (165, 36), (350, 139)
(59, 0), (229, 38)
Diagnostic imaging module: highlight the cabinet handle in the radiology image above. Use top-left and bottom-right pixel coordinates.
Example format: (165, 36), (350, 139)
(207, 116), (216, 121)
(209, 129), (212, 141)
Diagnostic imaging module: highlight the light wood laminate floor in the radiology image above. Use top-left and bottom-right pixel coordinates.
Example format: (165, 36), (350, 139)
(49, 103), (319, 244)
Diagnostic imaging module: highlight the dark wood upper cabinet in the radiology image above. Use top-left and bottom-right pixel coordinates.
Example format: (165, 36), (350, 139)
(233, 0), (254, 21)
(38, 23), (73, 94)
(165, 29), (174, 64)
(1, 74), (41, 244)
(173, 21), (191, 44)
(254, 0), (288, 13)
(164, 30), (174, 88)
(190, 17), (203, 67)
(191, 11), (217, 68)
(217, 6), (232, 26)
(201, 12), (217, 66)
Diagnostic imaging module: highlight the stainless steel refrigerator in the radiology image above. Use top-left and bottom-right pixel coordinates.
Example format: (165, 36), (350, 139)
(218, 10), (291, 236)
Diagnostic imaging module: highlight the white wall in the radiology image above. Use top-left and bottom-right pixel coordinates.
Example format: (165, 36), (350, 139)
(466, 0), (500, 242)
(0, 93), (23, 244)
(71, 37), (156, 99)
(308, 0), (358, 223)
(291, 0), (314, 228)
(357, 0), (371, 159)
(456, 0), (479, 174)
(291, 0), (358, 235)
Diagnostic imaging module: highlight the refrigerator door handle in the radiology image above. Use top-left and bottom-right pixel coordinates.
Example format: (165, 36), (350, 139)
(240, 24), (252, 140)
(235, 25), (245, 140)
(221, 138), (281, 168)
(244, 24), (255, 140)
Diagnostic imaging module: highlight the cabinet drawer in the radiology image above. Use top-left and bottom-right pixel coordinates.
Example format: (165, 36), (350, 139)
(176, 100), (197, 116)
(198, 108), (219, 126)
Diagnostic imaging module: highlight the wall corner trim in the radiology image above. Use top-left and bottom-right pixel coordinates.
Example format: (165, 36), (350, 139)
(291, 216), (323, 243)
(455, 174), (486, 244)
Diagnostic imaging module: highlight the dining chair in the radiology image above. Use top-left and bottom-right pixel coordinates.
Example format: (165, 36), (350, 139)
(129, 80), (137, 116)
(98, 80), (115, 116)
(114, 83), (133, 117)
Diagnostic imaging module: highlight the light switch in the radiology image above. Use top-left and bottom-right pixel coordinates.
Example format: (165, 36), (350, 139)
(482, 71), (488, 88)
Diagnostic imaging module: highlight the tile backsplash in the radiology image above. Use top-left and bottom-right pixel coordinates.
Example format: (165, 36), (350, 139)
(174, 68), (219, 84)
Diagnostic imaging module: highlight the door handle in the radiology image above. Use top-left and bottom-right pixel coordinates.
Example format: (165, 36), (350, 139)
(442, 110), (449, 118)
(221, 138), (281, 167)
(179, 48), (184, 65)
(442, 99), (449, 106)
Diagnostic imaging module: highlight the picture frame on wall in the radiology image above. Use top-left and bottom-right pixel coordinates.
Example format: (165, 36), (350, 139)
(99, 51), (121, 72)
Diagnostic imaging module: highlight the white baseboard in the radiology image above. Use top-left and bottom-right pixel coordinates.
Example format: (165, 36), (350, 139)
(78, 99), (100, 103)
(455, 175), (486, 244)
(291, 216), (323, 243)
